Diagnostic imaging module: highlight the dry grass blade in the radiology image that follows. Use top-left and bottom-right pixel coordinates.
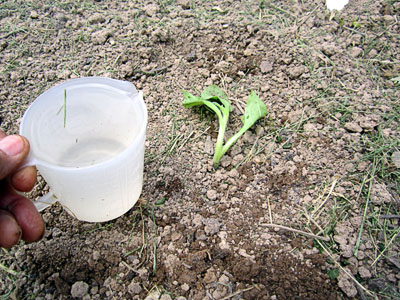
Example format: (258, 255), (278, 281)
(220, 285), (255, 300)
(311, 176), (340, 219)
(261, 223), (330, 242)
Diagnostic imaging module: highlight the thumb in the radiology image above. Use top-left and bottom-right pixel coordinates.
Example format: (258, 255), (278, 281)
(0, 135), (30, 180)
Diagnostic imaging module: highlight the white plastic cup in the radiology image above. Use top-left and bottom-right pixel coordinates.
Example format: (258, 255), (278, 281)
(19, 77), (147, 222)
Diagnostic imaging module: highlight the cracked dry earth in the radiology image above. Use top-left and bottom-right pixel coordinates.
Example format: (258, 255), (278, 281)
(1, 0), (400, 299)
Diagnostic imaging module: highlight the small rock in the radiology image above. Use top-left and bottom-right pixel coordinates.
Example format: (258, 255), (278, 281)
(392, 151), (400, 168)
(213, 289), (227, 299)
(350, 47), (363, 58)
(192, 214), (204, 227)
(204, 136), (214, 154)
(144, 290), (161, 300)
(176, 0), (191, 9)
(71, 281), (89, 299)
(55, 12), (68, 22)
(367, 49), (378, 58)
(195, 229), (207, 241)
(288, 66), (307, 78)
(358, 266), (371, 279)
(215, 61), (230, 72)
(359, 118), (377, 132)
(383, 15), (395, 23)
(30, 10), (39, 19)
(204, 268), (217, 283)
(338, 270), (357, 298)
(160, 295), (172, 300)
(92, 29), (112, 45)
(219, 274), (230, 284)
(88, 13), (105, 24)
(128, 282), (142, 295)
(186, 51), (197, 62)
(92, 250), (100, 260)
(144, 4), (159, 17)
(244, 48), (255, 56)
(152, 28), (170, 43)
(220, 156), (232, 167)
(0, 40), (8, 50)
(204, 218), (221, 235)
(255, 126), (264, 136)
(371, 183), (392, 205)
(58, 69), (71, 80)
(181, 283), (190, 292)
(321, 42), (338, 57)
(344, 122), (362, 133)
(176, 297), (187, 300)
(260, 61), (273, 73)
(206, 189), (218, 201)
(228, 168), (239, 178)
(171, 232), (182, 241)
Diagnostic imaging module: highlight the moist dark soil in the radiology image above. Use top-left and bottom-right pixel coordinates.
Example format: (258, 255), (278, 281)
(1, 1), (399, 299)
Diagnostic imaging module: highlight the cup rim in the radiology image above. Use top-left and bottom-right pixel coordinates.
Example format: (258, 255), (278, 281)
(19, 77), (148, 171)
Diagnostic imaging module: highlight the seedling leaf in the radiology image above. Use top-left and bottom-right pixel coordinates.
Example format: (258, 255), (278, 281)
(241, 91), (267, 131)
(182, 86), (267, 168)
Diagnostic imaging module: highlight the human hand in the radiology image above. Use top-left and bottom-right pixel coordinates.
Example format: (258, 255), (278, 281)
(0, 130), (44, 248)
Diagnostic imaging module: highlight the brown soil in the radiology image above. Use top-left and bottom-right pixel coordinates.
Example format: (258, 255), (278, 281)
(1, 0), (399, 299)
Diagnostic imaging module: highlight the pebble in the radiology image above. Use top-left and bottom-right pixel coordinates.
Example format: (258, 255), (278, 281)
(219, 274), (229, 284)
(321, 42), (338, 57)
(392, 151), (400, 168)
(144, 4), (159, 17)
(204, 268), (217, 283)
(171, 232), (182, 241)
(144, 290), (161, 300)
(181, 283), (190, 292)
(160, 295), (172, 300)
(204, 218), (221, 235)
(176, 0), (191, 9)
(288, 66), (307, 78)
(88, 13), (105, 24)
(71, 281), (89, 299)
(30, 10), (39, 19)
(260, 61), (273, 73)
(92, 250), (100, 260)
(220, 156), (232, 167)
(128, 282), (142, 295)
(350, 47), (363, 58)
(206, 189), (218, 201)
(358, 266), (371, 279)
(344, 122), (362, 133)
(92, 29), (112, 45)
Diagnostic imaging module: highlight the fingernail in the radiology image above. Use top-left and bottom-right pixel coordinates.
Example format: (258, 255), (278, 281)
(0, 135), (25, 156)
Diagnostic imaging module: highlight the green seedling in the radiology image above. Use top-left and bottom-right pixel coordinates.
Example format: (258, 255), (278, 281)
(182, 85), (267, 168)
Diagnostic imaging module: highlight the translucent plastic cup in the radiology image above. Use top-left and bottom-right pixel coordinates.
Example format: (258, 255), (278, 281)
(19, 77), (147, 222)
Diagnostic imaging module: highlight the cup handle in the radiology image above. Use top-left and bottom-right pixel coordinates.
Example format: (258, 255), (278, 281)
(18, 156), (58, 212)
(33, 192), (58, 212)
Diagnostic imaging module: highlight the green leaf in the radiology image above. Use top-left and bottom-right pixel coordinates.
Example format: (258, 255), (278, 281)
(327, 268), (339, 280)
(201, 85), (227, 101)
(201, 85), (232, 112)
(182, 89), (224, 120)
(241, 91), (267, 130)
(182, 90), (207, 108)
